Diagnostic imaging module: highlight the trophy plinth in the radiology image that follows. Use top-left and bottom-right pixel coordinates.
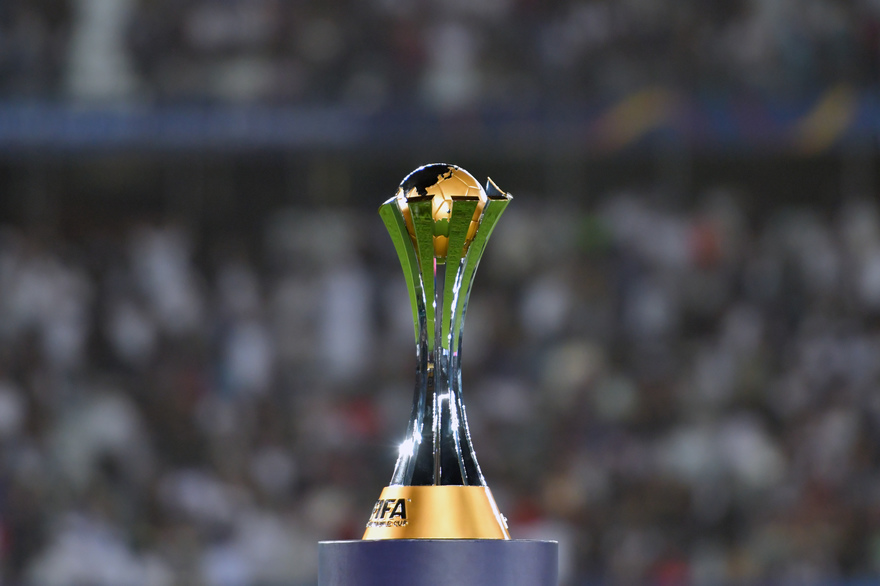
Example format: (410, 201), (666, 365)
(319, 540), (558, 586)
(364, 164), (511, 540)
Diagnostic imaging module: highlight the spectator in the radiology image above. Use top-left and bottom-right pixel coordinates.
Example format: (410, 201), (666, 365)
(0, 188), (878, 584)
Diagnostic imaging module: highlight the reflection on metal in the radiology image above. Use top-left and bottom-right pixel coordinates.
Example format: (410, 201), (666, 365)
(367, 163), (511, 540)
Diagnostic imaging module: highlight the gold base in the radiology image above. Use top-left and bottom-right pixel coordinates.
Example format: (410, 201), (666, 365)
(362, 485), (510, 540)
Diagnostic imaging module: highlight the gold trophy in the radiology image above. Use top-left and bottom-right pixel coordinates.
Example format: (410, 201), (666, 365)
(364, 163), (512, 540)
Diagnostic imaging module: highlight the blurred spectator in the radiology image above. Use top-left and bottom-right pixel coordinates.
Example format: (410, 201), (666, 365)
(1, 0), (877, 107)
(0, 187), (879, 584)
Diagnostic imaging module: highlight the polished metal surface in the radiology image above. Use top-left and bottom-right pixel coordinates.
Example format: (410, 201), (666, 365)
(378, 164), (511, 490)
(362, 485), (510, 540)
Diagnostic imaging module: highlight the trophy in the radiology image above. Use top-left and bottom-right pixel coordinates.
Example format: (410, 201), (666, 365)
(364, 163), (512, 540)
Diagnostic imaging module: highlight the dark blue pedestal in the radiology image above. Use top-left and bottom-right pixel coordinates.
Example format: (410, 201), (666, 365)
(318, 539), (558, 586)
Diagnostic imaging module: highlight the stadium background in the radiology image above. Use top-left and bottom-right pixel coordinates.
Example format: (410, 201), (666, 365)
(2, 1), (880, 585)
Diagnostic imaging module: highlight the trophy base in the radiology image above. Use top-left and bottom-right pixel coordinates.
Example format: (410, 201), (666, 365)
(319, 539), (558, 586)
(362, 485), (509, 540)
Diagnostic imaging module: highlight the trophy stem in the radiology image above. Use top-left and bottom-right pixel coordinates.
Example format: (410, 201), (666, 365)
(390, 258), (478, 487)
(378, 172), (510, 489)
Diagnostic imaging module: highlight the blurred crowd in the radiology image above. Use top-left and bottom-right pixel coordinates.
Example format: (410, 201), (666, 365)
(1, 186), (880, 585)
(1, 0), (878, 107)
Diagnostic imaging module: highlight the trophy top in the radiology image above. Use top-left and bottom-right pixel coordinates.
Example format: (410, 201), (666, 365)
(399, 163), (484, 202)
(390, 163), (510, 262)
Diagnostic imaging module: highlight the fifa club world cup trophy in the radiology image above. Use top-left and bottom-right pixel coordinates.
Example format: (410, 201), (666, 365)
(364, 163), (512, 540)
